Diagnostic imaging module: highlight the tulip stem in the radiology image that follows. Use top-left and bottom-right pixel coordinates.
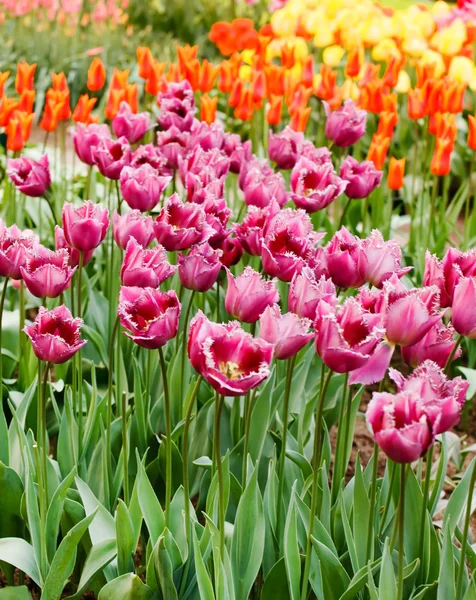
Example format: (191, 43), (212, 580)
(242, 387), (258, 488)
(77, 252), (84, 460)
(379, 460), (397, 536)
(37, 359), (50, 505)
(214, 394), (225, 557)
(337, 197), (352, 230)
(426, 176), (438, 252)
(455, 458), (476, 599)
(366, 442), (379, 563)
(397, 463), (407, 600)
(0, 277), (9, 398)
(444, 334), (463, 375)
(301, 366), (333, 600)
(121, 392), (129, 504)
(417, 445), (434, 564)
(182, 375), (202, 537)
(276, 355), (296, 544)
(158, 346), (172, 525)
(180, 290), (196, 415)
(339, 376), (352, 488)
(107, 316), (120, 489)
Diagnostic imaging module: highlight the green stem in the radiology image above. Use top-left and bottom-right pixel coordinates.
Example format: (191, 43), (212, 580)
(444, 334), (463, 375)
(0, 277), (9, 397)
(455, 459), (476, 599)
(465, 152), (475, 250)
(77, 252), (84, 459)
(107, 316), (120, 462)
(301, 367), (333, 600)
(379, 460), (397, 536)
(426, 176), (438, 252)
(180, 290), (195, 413)
(366, 443), (379, 562)
(339, 376), (352, 484)
(121, 391), (129, 504)
(417, 445), (434, 563)
(158, 346), (172, 525)
(338, 197), (352, 230)
(276, 355), (296, 542)
(397, 464), (406, 600)
(215, 395), (225, 557)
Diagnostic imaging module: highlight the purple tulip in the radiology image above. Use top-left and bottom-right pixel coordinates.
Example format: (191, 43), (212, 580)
(340, 156), (382, 199)
(120, 164), (171, 212)
(112, 102), (151, 144)
(324, 99), (366, 147)
(7, 154), (51, 198)
(121, 238), (177, 287)
(290, 158), (347, 213)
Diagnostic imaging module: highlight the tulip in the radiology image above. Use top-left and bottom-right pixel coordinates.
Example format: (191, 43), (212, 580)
(423, 248), (476, 308)
(15, 61), (36, 94)
(112, 102), (151, 144)
(431, 138), (453, 177)
(92, 136), (131, 180)
(7, 155), (51, 198)
(218, 236), (244, 267)
(325, 227), (364, 289)
(187, 120), (226, 153)
(87, 57), (106, 92)
(73, 123), (111, 166)
(388, 157), (405, 191)
(153, 193), (214, 251)
(452, 276), (476, 338)
(118, 286), (181, 349)
(290, 158), (347, 213)
(200, 94), (218, 124)
(389, 361), (468, 435)
(222, 135), (251, 174)
(121, 238), (177, 287)
(112, 210), (154, 250)
(243, 169), (288, 209)
(224, 266), (279, 323)
(340, 156), (383, 199)
(366, 391), (433, 463)
(187, 310), (273, 396)
(24, 305), (87, 364)
(401, 321), (462, 369)
(323, 99), (366, 147)
(54, 226), (93, 268)
(20, 246), (75, 299)
(0, 223), (39, 280)
(468, 115), (476, 151)
(178, 243), (222, 292)
(120, 164), (171, 212)
(233, 202), (279, 257)
(288, 267), (337, 321)
(179, 146), (229, 183)
(156, 127), (188, 170)
(357, 230), (412, 288)
(72, 94), (97, 125)
(259, 304), (313, 360)
(131, 144), (167, 171)
(268, 126), (305, 169)
(266, 95), (282, 126)
(62, 200), (110, 252)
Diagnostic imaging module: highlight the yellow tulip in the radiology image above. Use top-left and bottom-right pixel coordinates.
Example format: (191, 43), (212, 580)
(239, 65), (252, 82)
(420, 49), (446, 77)
(432, 18), (466, 56)
(290, 37), (309, 62)
(341, 79), (359, 101)
(314, 26), (336, 48)
(431, 1), (451, 18)
(395, 70), (411, 94)
(241, 50), (255, 66)
(270, 9), (298, 38)
(372, 38), (399, 62)
(323, 45), (345, 67)
(449, 56), (475, 85)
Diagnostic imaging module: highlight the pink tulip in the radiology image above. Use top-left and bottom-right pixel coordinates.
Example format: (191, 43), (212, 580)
(224, 266), (279, 323)
(156, 127), (188, 170)
(92, 136), (131, 180)
(217, 235), (244, 267)
(389, 361), (468, 435)
(259, 303), (313, 359)
(7, 155), (51, 198)
(233, 203), (279, 257)
(452, 276), (476, 338)
(153, 193), (214, 251)
(112, 102), (151, 144)
(131, 143), (167, 171)
(325, 227), (364, 289)
(288, 267), (337, 321)
(178, 243), (222, 292)
(24, 305), (87, 364)
(324, 99), (366, 147)
(290, 158), (347, 213)
(402, 321), (461, 368)
(188, 310), (273, 396)
(54, 226), (94, 268)
(242, 169), (288, 209)
(222, 134), (251, 173)
(179, 147), (229, 183)
(158, 81), (196, 132)
(239, 157), (273, 190)
(62, 200), (109, 252)
(315, 298), (384, 373)
(121, 238), (177, 287)
(268, 126), (305, 170)
(118, 286), (180, 349)
(357, 230), (412, 288)
(261, 208), (325, 282)
(20, 246), (75, 298)
(0, 222), (39, 279)
(366, 391), (433, 463)
(112, 210), (154, 250)
(187, 120), (225, 152)
(340, 156), (382, 199)
(73, 123), (111, 166)
(120, 164), (171, 212)
(424, 248), (476, 308)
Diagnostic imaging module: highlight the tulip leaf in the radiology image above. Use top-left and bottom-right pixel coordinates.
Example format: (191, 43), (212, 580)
(443, 457), (476, 538)
(352, 455), (369, 570)
(0, 586), (32, 599)
(338, 559), (381, 600)
(0, 402), (8, 465)
(378, 539), (397, 600)
(155, 533), (179, 600)
(46, 467), (77, 563)
(284, 489), (300, 600)
(261, 557), (291, 600)
(437, 522), (456, 600)
(311, 537), (350, 600)
(75, 477), (116, 545)
(248, 369), (275, 464)
(72, 538), (117, 599)
(98, 573), (156, 600)
(116, 499), (135, 576)
(192, 526), (215, 600)
(137, 457), (165, 545)
(0, 538), (41, 587)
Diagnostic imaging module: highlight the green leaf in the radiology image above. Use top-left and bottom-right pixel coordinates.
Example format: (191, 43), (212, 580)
(0, 461), (24, 539)
(0, 586), (32, 599)
(42, 510), (98, 600)
(46, 468), (77, 563)
(155, 533), (179, 600)
(75, 476), (116, 545)
(98, 573), (156, 600)
(311, 537), (351, 600)
(248, 370), (274, 464)
(262, 557), (291, 600)
(73, 539), (117, 599)
(192, 527), (215, 600)
(137, 457), (165, 545)
(443, 457), (476, 538)
(378, 539), (397, 600)
(284, 491), (300, 600)
(231, 464), (265, 600)
(25, 464), (43, 579)
(0, 538), (41, 586)
(339, 559), (381, 600)
(116, 499), (134, 576)
(352, 456), (370, 570)
(0, 402), (9, 465)
(437, 522), (456, 600)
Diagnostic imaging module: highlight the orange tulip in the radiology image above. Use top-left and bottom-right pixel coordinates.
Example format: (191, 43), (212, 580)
(289, 85), (312, 115)
(382, 93), (398, 114)
(422, 78), (444, 116)
(166, 63), (181, 83)
(360, 63), (380, 85)
(199, 60), (219, 93)
(15, 61), (36, 94)
(209, 21), (237, 56)
(229, 79), (244, 108)
(301, 55), (314, 89)
(416, 62), (437, 89)
(367, 134), (390, 170)
(281, 43), (296, 70)
(218, 62), (234, 93)
(40, 98), (64, 132)
(73, 94), (97, 123)
(328, 86), (343, 111)
(110, 68), (129, 91)
(46, 88), (71, 121)
(265, 64), (285, 97)
(52, 72), (68, 92)
(377, 111), (398, 138)
(388, 157), (405, 190)
(0, 96), (19, 127)
(177, 44), (199, 75)
(439, 80), (466, 114)
(183, 59), (200, 91)
(0, 71), (9, 97)
(87, 57), (106, 92)
(266, 95), (282, 126)
(234, 89), (254, 121)
(431, 137), (453, 176)
(6, 115), (26, 152)
(468, 114), (476, 150)
(17, 89), (35, 114)
(359, 80), (384, 113)
(137, 46), (154, 79)
(250, 70), (266, 106)
(290, 106), (311, 133)
(145, 60), (166, 96)
(382, 54), (404, 89)
(433, 113), (457, 142)
(407, 88), (426, 120)
(200, 94), (218, 124)
(345, 47), (362, 78)
(315, 65), (337, 101)
(124, 83), (139, 113)
(105, 88), (125, 120)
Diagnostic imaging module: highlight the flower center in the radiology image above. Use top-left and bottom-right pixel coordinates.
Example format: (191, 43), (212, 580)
(219, 361), (242, 380)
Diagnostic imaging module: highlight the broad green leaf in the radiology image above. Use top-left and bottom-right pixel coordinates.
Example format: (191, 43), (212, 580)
(192, 527), (215, 600)
(116, 499), (134, 576)
(0, 538), (41, 586)
(339, 559), (382, 600)
(262, 557), (291, 600)
(155, 533), (179, 600)
(0, 461), (24, 539)
(378, 539), (397, 600)
(137, 457), (165, 545)
(352, 456), (369, 570)
(311, 537), (351, 600)
(0, 586), (32, 599)
(437, 522), (456, 600)
(25, 464), (43, 578)
(0, 402), (8, 465)
(46, 467), (77, 563)
(443, 457), (476, 538)
(248, 370), (274, 464)
(231, 465), (265, 600)
(98, 573), (156, 600)
(75, 477), (116, 545)
(72, 538), (117, 599)
(284, 493), (300, 600)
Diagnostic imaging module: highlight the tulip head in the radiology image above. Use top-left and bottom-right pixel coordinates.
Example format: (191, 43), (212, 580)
(259, 303), (313, 360)
(224, 266), (279, 323)
(120, 238), (177, 287)
(120, 164), (171, 212)
(340, 156), (383, 199)
(62, 200), (109, 252)
(7, 154), (51, 198)
(323, 99), (366, 147)
(20, 246), (75, 299)
(178, 242), (222, 292)
(112, 102), (151, 144)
